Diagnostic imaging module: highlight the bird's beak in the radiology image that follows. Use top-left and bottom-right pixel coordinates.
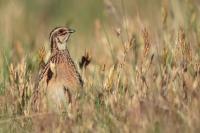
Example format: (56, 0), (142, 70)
(68, 29), (75, 33)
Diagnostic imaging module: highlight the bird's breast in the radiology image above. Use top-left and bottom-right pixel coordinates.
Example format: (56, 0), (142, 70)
(46, 82), (66, 111)
(55, 63), (82, 89)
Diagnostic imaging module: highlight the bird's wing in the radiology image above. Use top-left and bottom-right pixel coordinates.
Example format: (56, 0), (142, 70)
(32, 53), (58, 104)
(34, 62), (50, 90)
(34, 52), (59, 90)
(31, 61), (50, 112)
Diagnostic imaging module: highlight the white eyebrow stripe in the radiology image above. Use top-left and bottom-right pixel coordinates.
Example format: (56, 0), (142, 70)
(49, 27), (69, 41)
(49, 28), (59, 40)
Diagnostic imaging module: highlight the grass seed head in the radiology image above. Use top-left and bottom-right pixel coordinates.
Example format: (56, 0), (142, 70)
(142, 28), (151, 58)
(38, 46), (47, 69)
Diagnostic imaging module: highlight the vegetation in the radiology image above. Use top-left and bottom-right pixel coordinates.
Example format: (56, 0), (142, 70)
(0, 0), (200, 132)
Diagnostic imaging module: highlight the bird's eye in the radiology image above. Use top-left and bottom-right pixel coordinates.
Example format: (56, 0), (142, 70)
(59, 29), (65, 34)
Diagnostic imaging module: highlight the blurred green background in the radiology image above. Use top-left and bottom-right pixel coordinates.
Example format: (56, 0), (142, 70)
(0, 0), (163, 46)
(0, 0), (104, 48)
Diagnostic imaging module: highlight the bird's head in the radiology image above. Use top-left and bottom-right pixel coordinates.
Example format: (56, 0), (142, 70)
(49, 27), (75, 51)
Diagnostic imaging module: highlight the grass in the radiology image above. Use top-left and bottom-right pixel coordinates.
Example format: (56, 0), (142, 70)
(0, 0), (200, 132)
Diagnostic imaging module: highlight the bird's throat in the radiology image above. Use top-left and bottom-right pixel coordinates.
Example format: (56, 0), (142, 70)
(57, 42), (67, 50)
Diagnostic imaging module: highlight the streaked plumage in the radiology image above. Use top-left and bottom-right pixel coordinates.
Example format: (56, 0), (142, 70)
(32, 27), (83, 112)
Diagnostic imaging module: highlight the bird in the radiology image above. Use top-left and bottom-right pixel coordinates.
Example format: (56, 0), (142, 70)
(32, 27), (83, 112)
